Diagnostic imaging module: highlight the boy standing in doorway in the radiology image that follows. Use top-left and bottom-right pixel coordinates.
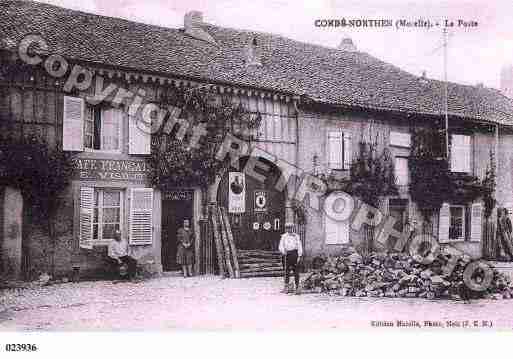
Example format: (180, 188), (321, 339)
(279, 222), (302, 294)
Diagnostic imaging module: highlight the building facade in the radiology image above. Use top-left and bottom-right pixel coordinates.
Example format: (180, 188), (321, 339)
(2, 1), (513, 280)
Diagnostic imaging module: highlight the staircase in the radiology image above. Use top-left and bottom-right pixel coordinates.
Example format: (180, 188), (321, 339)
(238, 250), (284, 278)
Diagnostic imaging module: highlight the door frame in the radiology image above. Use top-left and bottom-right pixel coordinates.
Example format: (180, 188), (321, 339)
(160, 187), (202, 272)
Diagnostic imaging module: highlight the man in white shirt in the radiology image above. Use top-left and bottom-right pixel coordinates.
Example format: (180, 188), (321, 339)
(108, 230), (137, 279)
(279, 222), (303, 294)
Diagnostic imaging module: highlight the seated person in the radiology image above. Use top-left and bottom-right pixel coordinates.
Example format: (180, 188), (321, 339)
(108, 230), (137, 279)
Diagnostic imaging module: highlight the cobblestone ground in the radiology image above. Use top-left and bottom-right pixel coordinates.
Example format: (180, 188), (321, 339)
(1, 274), (513, 330)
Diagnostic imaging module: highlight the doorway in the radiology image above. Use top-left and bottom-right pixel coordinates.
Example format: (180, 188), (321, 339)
(161, 190), (194, 271)
(217, 157), (285, 251)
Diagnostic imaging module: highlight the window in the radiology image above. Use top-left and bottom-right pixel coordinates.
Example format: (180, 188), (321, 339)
(394, 157), (409, 186)
(84, 107), (122, 151)
(450, 134), (471, 173)
(449, 205), (465, 240)
(390, 131), (411, 148)
(93, 189), (123, 242)
(325, 214), (349, 245)
(327, 131), (351, 170)
(389, 198), (409, 233)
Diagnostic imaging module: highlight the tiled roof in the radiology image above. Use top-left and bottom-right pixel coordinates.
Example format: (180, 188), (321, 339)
(2, 0), (513, 124)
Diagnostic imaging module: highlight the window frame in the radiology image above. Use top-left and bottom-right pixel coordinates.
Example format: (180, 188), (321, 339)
(448, 204), (466, 242)
(84, 106), (123, 154)
(92, 188), (124, 245)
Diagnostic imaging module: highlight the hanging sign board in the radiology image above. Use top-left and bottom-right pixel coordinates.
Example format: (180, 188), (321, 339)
(229, 172), (245, 213)
(163, 190), (194, 201)
(254, 190), (268, 212)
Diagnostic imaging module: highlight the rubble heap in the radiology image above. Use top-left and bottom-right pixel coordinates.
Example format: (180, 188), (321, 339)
(302, 248), (513, 300)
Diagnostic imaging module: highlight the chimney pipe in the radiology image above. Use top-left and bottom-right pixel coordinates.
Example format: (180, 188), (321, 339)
(338, 37), (357, 52)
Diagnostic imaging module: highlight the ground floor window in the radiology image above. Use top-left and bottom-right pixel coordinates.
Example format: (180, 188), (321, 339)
(449, 205), (465, 241)
(93, 189), (123, 242)
(389, 198), (409, 233)
(325, 214), (349, 245)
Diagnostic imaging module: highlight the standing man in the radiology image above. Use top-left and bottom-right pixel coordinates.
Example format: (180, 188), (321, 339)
(497, 208), (513, 261)
(279, 222), (302, 294)
(108, 230), (138, 279)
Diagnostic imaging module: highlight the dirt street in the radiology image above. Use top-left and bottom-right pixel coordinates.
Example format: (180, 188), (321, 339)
(1, 274), (512, 330)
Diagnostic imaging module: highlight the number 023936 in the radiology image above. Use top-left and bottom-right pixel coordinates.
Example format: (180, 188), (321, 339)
(5, 344), (38, 352)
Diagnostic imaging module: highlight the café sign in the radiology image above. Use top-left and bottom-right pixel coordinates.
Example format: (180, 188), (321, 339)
(73, 158), (150, 182)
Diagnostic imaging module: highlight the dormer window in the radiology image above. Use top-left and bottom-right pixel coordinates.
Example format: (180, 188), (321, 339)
(246, 36), (262, 66)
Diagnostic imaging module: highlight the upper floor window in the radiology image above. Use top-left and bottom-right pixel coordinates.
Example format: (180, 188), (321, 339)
(390, 131), (411, 148)
(63, 95), (149, 154)
(84, 107), (122, 152)
(327, 131), (352, 170)
(394, 157), (409, 186)
(450, 134), (471, 173)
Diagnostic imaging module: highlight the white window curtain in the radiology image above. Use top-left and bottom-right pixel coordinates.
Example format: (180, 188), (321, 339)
(101, 108), (121, 151)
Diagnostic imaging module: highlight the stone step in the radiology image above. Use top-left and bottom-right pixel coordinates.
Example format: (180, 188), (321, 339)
(240, 264), (283, 271)
(237, 258), (282, 265)
(240, 270), (284, 278)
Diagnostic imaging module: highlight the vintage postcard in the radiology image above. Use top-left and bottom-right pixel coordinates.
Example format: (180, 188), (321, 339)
(1, 0), (513, 353)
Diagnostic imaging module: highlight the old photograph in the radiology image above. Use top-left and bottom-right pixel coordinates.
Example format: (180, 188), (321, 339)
(1, 0), (513, 348)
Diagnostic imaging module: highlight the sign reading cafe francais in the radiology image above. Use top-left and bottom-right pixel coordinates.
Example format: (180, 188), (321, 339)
(72, 158), (150, 182)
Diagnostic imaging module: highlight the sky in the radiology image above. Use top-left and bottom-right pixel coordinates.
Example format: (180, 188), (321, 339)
(37, 0), (513, 90)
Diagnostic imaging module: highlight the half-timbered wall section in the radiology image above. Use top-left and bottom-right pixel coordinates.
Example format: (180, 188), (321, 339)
(0, 52), (300, 278)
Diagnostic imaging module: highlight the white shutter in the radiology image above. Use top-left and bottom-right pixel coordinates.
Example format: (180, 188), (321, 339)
(129, 114), (151, 154)
(390, 132), (411, 148)
(438, 203), (450, 243)
(129, 188), (154, 245)
(451, 135), (471, 173)
(343, 132), (352, 169)
(395, 157), (409, 186)
(325, 215), (349, 245)
(63, 96), (84, 151)
(79, 187), (94, 249)
(327, 131), (343, 170)
(470, 202), (483, 242)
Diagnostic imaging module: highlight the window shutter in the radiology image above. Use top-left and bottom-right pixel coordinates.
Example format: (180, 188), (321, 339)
(325, 215), (349, 245)
(129, 114), (151, 154)
(395, 157), (409, 186)
(79, 187), (94, 249)
(129, 188), (153, 245)
(470, 202), (483, 242)
(327, 131), (343, 170)
(63, 96), (84, 151)
(343, 132), (352, 170)
(451, 135), (471, 173)
(438, 203), (450, 243)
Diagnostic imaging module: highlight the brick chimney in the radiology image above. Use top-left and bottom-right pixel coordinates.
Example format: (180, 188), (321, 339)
(184, 11), (216, 45)
(501, 64), (513, 98)
(338, 37), (357, 52)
